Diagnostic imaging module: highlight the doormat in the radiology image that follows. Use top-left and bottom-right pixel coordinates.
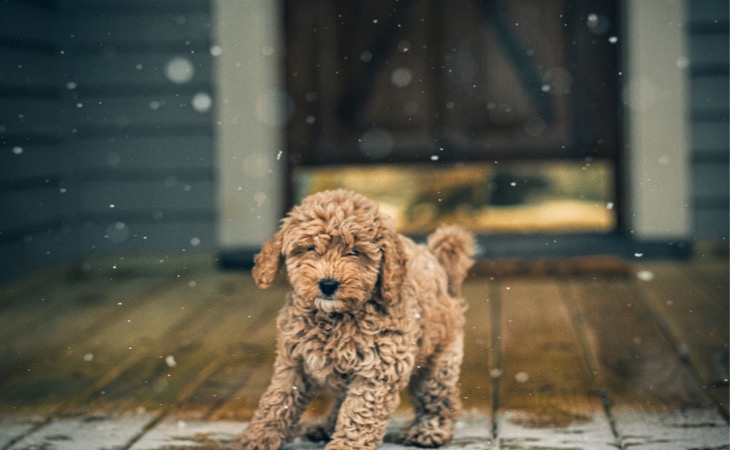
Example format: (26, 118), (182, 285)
(471, 256), (632, 278)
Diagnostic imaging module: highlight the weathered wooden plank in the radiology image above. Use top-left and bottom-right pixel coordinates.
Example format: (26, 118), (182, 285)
(166, 289), (286, 421)
(58, 272), (254, 415)
(0, 270), (222, 415)
(203, 280), (288, 422)
(0, 415), (41, 449)
(634, 262), (729, 414)
(4, 413), (155, 450)
(566, 277), (728, 447)
(0, 275), (172, 364)
(2, 263), (727, 448)
(0, 271), (255, 448)
(567, 278), (710, 410)
(461, 279), (493, 412)
(495, 278), (616, 449)
(498, 412), (616, 450)
(130, 419), (242, 450)
(613, 409), (729, 450)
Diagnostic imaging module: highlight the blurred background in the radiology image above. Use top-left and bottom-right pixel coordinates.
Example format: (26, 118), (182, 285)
(0, 0), (727, 281)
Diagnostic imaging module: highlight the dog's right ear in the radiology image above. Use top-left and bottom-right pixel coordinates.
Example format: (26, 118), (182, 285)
(252, 230), (283, 289)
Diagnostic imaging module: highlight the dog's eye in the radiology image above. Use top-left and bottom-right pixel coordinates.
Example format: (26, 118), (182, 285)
(307, 245), (316, 252)
(346, 249), (360, 257)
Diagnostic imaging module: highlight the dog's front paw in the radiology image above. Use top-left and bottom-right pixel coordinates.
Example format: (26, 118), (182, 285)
(237, 427), (282, 450)
(399, 418), (453, 448)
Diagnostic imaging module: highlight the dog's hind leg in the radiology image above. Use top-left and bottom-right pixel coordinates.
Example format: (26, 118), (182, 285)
(401, 336), (464, 448)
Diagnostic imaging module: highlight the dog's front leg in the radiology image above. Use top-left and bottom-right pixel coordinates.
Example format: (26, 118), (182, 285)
(238, 362), (314, 450)
(325, 377), (401, 450)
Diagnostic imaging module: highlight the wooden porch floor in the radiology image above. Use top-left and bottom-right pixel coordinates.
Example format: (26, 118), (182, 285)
(0, 255), (727, 449)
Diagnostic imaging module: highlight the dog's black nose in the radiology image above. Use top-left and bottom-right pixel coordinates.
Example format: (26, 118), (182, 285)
(318, 278), (340, 297)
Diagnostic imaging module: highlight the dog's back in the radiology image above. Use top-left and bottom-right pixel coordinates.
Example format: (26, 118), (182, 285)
(427, 225), (475, 297)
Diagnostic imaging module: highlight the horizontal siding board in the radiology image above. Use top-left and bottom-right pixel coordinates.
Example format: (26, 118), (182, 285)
(0, 1), (55, 43)
(59, 0), (210, 14)
(689, 0), (729, 24)
(72, 123), (213, 139)
(69, 93), (214, 128)
(0, 49), (56, 88)
(0, 98), (59, 135)
(690, 34), (729, 66)
(690, 75), (730, 112)
(693, 208), (730, 239)
(0, 187), (67, 234)
(75, 168), (213, 183)
(77, 221), (215, 254)
(65, 12), (212, 46)
(72, 136), (214, 171)
(0, 0), (217, 281)
(692, 162), (729, 200)
(0, 145), (62, 184)
(691, 121), (729, 153)
(68, 53), (212, 87)
(0, 231), (75, 282)
(76, 180), (215, 213)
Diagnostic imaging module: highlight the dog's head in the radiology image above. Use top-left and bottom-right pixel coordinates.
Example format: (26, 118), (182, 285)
(252, 189), (406, 313)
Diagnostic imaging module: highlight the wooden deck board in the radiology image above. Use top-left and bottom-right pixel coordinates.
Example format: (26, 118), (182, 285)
(460, 279), (494, 411)
(635, 262), (729, 415)
(0, 257), (727, 449)
(495, 279), (617, 448)
(566, 276), (728, 448)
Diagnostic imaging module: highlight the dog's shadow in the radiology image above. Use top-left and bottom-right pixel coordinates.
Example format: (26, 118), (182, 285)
(279, 415), (492, 449)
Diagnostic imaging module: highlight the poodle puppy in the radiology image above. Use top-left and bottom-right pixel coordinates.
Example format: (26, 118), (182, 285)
(238, 189), (474, 450)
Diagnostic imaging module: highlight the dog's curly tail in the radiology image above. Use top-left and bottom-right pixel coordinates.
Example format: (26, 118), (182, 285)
(427, 225), (475, 297)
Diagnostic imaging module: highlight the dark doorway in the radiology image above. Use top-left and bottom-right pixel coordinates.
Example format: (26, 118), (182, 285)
(284, 0), (621, 234)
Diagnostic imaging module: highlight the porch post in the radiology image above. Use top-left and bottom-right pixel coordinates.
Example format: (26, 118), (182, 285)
(213, 0), (285, 253)
(623, 0), (691, 240)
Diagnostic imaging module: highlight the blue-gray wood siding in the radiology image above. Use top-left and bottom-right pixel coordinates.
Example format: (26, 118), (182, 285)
(0, 0), (217, 281)
(1, 0), (727, 282)
(689, 0), (729, 240)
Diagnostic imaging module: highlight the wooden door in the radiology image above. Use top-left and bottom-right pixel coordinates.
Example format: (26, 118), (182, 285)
(284, 0), (621, 233)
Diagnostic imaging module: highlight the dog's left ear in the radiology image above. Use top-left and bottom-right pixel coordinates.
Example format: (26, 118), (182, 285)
(252, 230), (283, 289)
(378, 214), (407, 305)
